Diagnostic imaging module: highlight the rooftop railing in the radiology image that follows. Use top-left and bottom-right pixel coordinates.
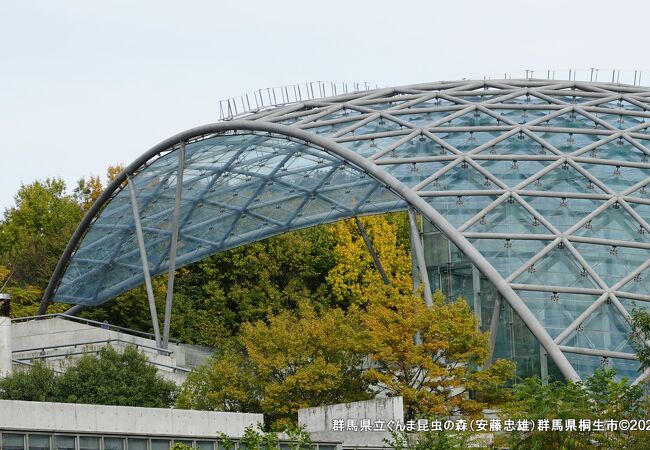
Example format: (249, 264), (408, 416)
(218, 81), (381, 120)
(217, 69), (648, 121)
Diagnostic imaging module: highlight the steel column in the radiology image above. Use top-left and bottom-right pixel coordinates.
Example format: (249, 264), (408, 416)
(354, 217), (390, 285)
(408, 208), (433, 306)
(162, 142), (185, 349)
(128, 177), (162, 348)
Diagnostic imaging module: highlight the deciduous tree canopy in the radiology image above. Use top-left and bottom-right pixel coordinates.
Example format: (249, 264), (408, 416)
(0, 346), (177, 407)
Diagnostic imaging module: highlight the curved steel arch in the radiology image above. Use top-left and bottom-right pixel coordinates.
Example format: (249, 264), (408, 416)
(40, 119), (580, 380)
(42, 80), (650, 382)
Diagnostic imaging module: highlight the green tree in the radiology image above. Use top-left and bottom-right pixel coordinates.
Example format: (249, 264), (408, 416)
(630, 306), (650, 371)
(0, 361), (59, 401)
(0, 346), (176, 407)
(501, 368), (649, 450)
(56, 345), (177, 407)
(0, 178), (83, 292)
(167, 225), (337, 342)
(176, 302), (372, 428)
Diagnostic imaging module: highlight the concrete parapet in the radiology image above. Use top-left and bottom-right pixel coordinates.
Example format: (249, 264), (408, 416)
(299, 397), (404, 448)
(0, 399), (263, 438)
(0, 317), (11, 377)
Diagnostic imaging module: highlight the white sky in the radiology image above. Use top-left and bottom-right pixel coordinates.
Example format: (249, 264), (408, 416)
(1, 0), (648, 212)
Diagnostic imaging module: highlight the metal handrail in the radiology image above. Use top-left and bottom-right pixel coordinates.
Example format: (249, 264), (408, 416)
(11, 313), (180, 344)
(218, 80), (381, 120)
(217, 70), (648, 122)
(13, 338), (173, 356)
(480, 67), (647, 86)
(14, 350), (191, 373)
(12, 359), (64, 374)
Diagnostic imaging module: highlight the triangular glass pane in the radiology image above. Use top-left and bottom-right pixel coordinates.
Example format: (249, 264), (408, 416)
(585, 138), (649, 163)
(565, 352), (641, 382)
(343, 135), (404, 157)
(342, 117), (404, 136)
(522, 164), (605, 194)
(363, 97), (411, 110)
(381, 161), (449, 188)
(425, 195), (499, 228)
(579, 162), (650, 193)
(378, 135), (447, 159)
(249, 195), (306, 224)
(478, 159), (549, 187)
(223, 214), (273, 246)
(304, 119), (361, 136)
(409, 97), (458, 108)
(316, 108), (363, 122)
(551, 94), (599, 104)
(187, 212), (238, 246)
(454, 94), (502, 103)
(207, 177), (264, 208)
(523, 196), (604, 232)
(512, 245), (600, 289)
(574, 204), (646, 243)
(293, 196), (336, 221)
(468, 199), (553, 234)
(432, 131), (501, 152)
(497, 108), (553, 124)
(545, 111), (598, 129)
(619, 298), (650, 318)
(420, 162), (499, 191)
(397, 111), (455, 127)
(503, 94), (552, 105)
(323, 180), (383, 211)
(533, 131), (601, 153)
(564, 302), (634, 354)
(594, 112), (645, 130)
(516, 291), (600, 339)
(619, 266), (650, 296)
(571, 242), (647, 288)
(475, 132), (547, 157)
(470, 238), (551, 278)
(360, 187), (405, 215)
(595, 99), (646, 112)
(442, 110), (500, 127)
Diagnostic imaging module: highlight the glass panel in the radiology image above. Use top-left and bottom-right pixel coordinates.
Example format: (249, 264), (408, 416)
(103, 439), (124, 450)
(195, 442), (214, 450)
(28, 435), (51, 450)
(78, 437), (99, 450)
(127, 439), (147, 450)
(3, 434), (26, 450)
(54, 436), (75, 450)
(150, 441), (170, 450)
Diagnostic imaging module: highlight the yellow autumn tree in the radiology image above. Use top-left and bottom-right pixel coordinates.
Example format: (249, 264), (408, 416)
(327, 214), (412, 307)
(361, 288), (515, 420)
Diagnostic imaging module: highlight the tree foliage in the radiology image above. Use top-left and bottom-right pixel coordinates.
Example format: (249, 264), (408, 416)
(0, 360), (59, 402)
(176, 301), (372, 428)
(500, 368), (649, 450)
(362, 289), (515, 420)
(327, 214), (411, 307)
(630, 306), (650, 372)
(0, 178), (83, 292)
(0, 346), (177, 407)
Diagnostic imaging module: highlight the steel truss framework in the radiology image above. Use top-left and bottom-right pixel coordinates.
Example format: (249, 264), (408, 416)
(40, 80), (650, 382)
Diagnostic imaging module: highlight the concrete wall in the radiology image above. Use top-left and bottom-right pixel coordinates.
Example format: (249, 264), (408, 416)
(10, 317), (212, 384)
(0, 317), (11, 377)
(0, 400), (263, 438)
(299, 397), (403, 448)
